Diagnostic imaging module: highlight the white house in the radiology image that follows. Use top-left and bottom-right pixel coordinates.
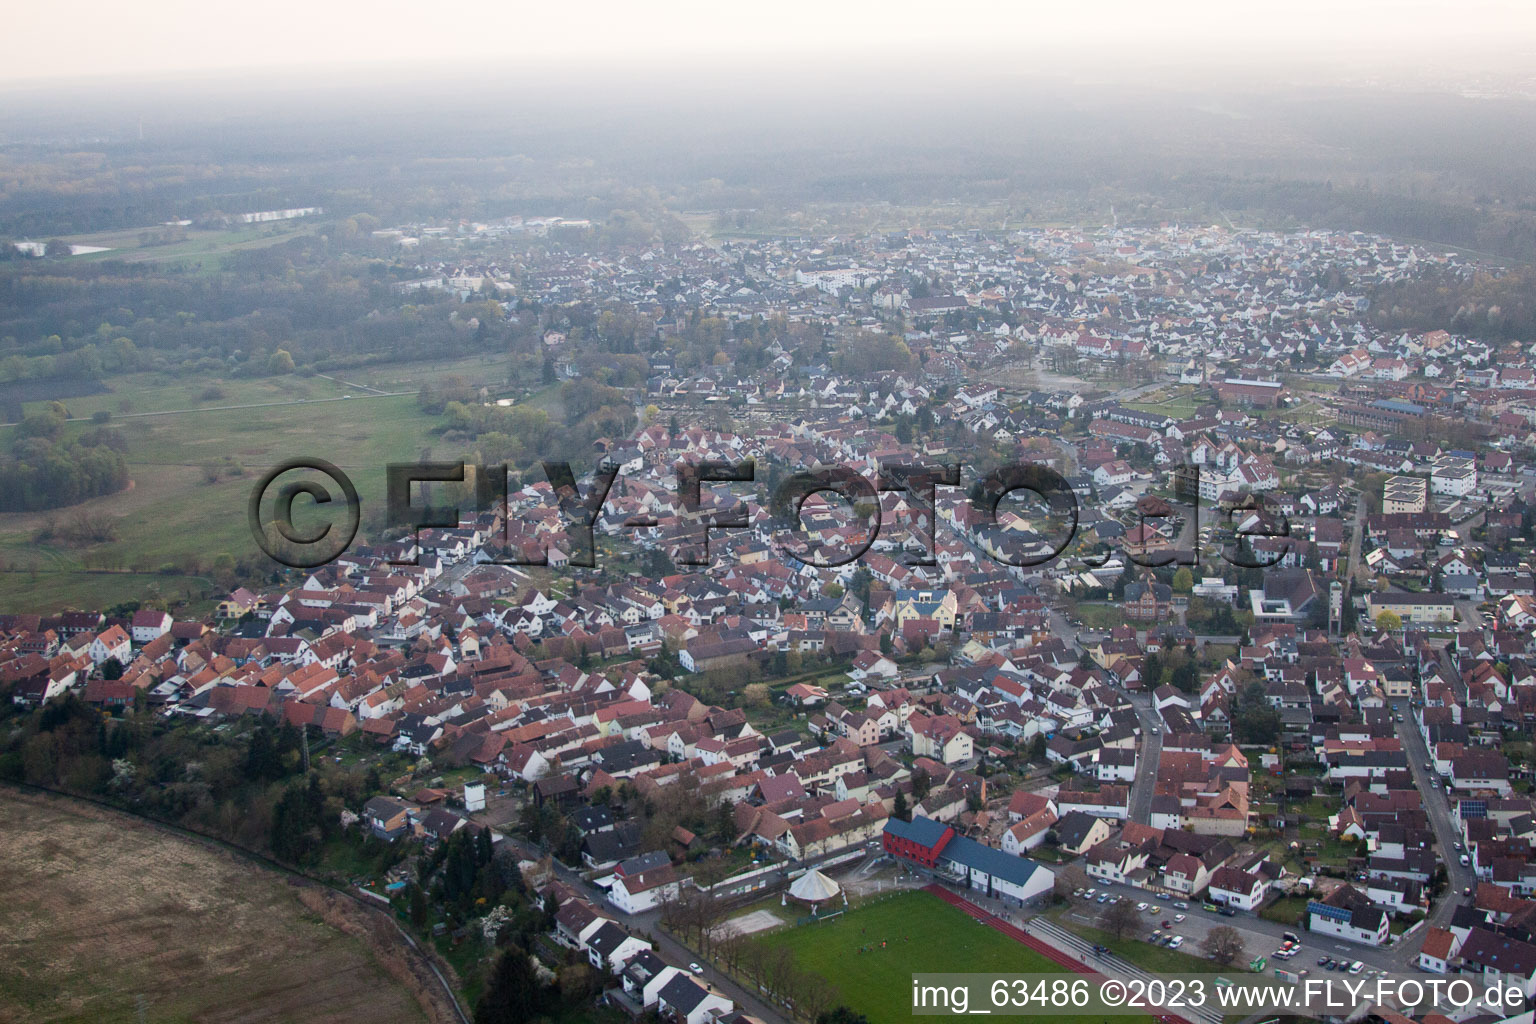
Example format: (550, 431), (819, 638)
(1417, 927), (1460, 973)
(1207, 866), (1268, 911)
(607, 865), (680, 915)
(130, 609), (173, 644)
(88, 625), (132, 666)
(653, 972), (734, 1024)
(1431, 459), (1477, 497)
(1093, 461), (1134, 488)
(584, 921), (652, 973)
(1308, 885), (1389, 946)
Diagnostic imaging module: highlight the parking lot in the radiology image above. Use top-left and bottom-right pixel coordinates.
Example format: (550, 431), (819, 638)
(1062, 878), (1404, 977)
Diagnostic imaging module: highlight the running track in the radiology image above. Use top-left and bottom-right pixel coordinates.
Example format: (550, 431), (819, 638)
(923, 884), (1196, 1024)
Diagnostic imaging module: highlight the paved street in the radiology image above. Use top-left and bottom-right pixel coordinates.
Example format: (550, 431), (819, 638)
(1395, 714), (1475, 937)
(1126, 694), (1162, 823)
(1348, 489), (1369, 586)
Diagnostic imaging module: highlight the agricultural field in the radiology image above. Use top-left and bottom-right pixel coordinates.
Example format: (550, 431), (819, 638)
(48, 220), (319, 267)
(0, 385), (451, 611)
(0, 352), (557, 612)
(0, 787), (436, 1024)
(754, 888), (1143, 1023)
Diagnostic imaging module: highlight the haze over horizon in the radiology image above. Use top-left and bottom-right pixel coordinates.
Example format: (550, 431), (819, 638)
(5, 0), (1536, 89)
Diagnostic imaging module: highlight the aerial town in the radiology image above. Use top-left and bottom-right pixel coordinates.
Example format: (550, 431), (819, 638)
(8, 216), (1536, 1024)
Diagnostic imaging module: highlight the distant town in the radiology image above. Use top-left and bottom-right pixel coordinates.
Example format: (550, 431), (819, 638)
(9, 216), (1536, 1024)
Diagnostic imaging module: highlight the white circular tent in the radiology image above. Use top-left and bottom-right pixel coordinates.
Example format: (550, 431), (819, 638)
(787, 867), (841, 906)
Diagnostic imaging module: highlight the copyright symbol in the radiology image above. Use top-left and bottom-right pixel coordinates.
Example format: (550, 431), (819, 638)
(248, 457), (360, 569)
(1101, 980), (1127, 1007)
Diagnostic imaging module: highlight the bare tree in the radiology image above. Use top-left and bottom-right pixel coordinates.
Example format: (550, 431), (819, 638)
(654, 885), (687, 934)
(716, 930), (747, 974)
(766, 945), (797, 998)
(692, 853), (734, 890)
(797, 971), (839, 1023)
(695, 891), (731, 956)
(1100, 899), (1142, 941)
(740, 941), (767, 990)
(1054, 864), (1089, 902)
(1200, 925), (1247, 967)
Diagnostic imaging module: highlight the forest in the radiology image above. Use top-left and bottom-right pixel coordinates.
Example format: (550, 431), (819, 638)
(0, 403), (129, 511)
(1370, 264), (1536, 341)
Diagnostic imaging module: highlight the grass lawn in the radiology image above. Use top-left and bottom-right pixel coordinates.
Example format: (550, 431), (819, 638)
(755, 889), (1146, 1023)
(1260, 896), (1311, 927)
(1126, 398), (1201, 419)
(1075, 604), (1125, 630)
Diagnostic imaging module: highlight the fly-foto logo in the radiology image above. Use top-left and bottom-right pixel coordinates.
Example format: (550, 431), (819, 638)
(247, 457), (1292, 571)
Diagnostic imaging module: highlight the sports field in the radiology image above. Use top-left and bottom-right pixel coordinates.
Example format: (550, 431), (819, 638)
(755, 888), (1150, 1023)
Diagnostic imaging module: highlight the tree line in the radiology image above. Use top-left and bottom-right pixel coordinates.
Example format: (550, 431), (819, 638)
(0, 405), (128, 512)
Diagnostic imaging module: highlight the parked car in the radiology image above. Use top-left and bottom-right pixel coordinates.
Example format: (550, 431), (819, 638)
(1218, 906), (1237, 917)
(1162, 920), (1172, 929)
(1350, 962), (1365, 974)
(1168, 936), (1184, 949)
(1201, 902), (1219, 912)
(1318, 956), (1331, 967)
(1156, 892), (1171, 901)
(1137, 902), (1149, 912)
(1174, 914), (1186, 923)
(1174, 901), (1189, 910)
(689, 962), (703, 974)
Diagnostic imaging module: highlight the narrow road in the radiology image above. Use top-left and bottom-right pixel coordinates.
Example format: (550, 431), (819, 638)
(1050, 603), (1163, 822)
(1348, 489), (1369, 586)
(312, 372), (394, 396)
(1127, 699), (1163, 824)
(1394, 713), (1473, 956)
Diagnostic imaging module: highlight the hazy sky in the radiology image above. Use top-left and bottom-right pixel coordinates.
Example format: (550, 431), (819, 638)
(6, 0), (1536, 85)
